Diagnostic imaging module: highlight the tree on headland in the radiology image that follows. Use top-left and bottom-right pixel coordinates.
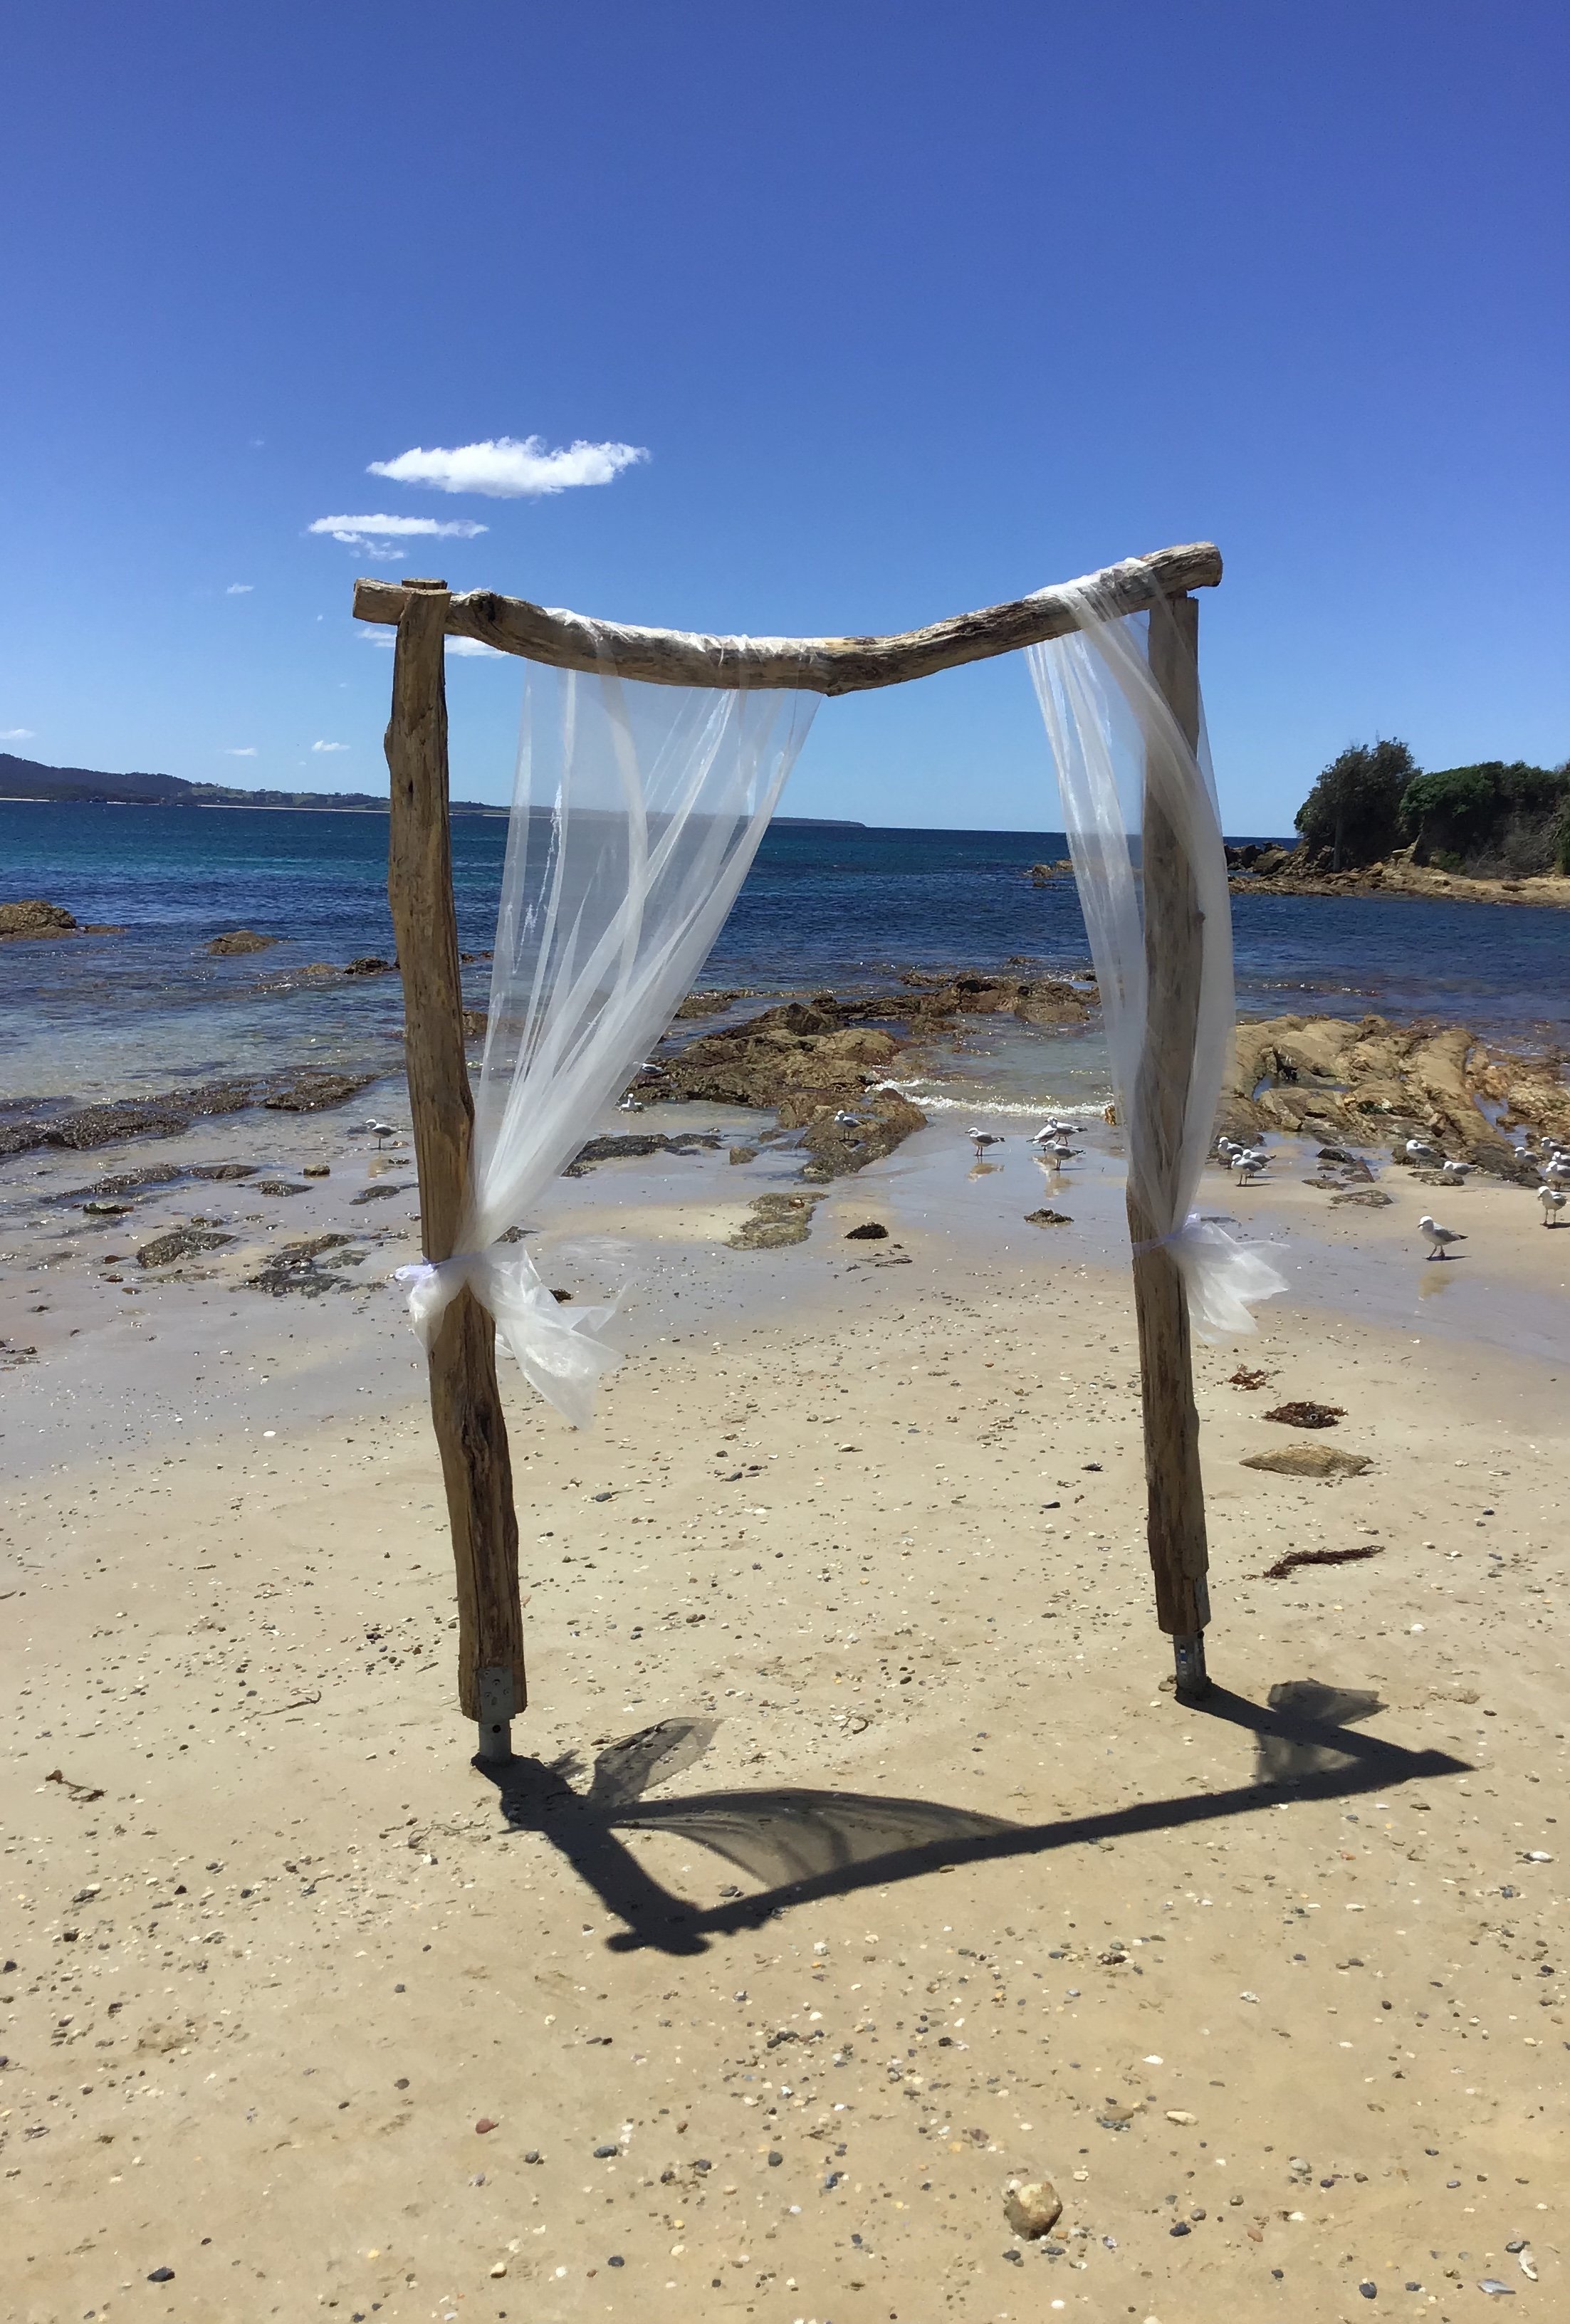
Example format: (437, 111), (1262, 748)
(1400, 760), (1570, 875)
(1294, 739), (1419, 871)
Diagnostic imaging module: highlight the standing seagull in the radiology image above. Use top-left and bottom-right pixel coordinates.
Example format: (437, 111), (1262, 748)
(1539, 1185), (1566, 1227)
(1440, 1158), (1473, 1181)
(1418, 1213), (1467, 1260)
(967, 1126), (1005, 1160)
(1406, 1137), (1443, 1166)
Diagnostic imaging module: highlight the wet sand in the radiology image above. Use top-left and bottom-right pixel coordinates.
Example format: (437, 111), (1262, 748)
(2, 1112), (1566, 2322)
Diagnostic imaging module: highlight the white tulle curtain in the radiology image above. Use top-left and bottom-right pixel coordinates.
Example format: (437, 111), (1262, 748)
(401, 657), (817, 1425)
(1027, 587), (1285, 1337)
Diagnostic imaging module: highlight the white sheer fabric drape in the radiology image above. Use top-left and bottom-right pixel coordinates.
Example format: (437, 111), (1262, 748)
(400, 659), (818, 1425)
(1027, 587), (1286, 1338)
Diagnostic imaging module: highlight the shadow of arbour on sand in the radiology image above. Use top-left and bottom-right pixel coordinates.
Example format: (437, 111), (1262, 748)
(473, 1680), (1469, 1958)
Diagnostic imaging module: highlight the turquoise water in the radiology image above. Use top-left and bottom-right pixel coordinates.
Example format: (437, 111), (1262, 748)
(2, 801), (1566, 1110)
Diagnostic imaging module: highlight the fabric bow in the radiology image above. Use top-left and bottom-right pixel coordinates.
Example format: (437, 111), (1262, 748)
(396, 1242), (622, 1430)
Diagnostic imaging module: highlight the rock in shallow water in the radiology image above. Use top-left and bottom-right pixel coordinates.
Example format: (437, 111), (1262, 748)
(204, 928), (277, 956)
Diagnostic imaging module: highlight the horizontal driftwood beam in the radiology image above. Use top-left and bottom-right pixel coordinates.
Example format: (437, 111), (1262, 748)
(352, 542), (1221, 695)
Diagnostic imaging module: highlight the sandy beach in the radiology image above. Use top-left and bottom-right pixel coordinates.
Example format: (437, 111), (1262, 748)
(2, 1106), (1565, 2324)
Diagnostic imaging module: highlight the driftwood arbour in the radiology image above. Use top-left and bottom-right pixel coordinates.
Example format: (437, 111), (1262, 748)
(365, 545), (1225, 1752)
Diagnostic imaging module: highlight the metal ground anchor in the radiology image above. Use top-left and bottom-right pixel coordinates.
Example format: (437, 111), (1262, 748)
(474, 1665), (516, 1763)
(1172, 1631), (1210, 1702)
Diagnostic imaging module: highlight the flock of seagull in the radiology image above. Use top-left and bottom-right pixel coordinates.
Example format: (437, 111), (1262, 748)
(961, 1120), (1570, 1259)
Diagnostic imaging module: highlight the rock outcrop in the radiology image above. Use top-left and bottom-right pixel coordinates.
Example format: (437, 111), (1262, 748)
(0, 899), (78, 940)
(637, 976), (1092, 1178)
(204, 929), (278, 956)
(0, 1069), (378, 1158)
(1227, 844), (1569, 909)
(1220, 1014), (1559, 1174)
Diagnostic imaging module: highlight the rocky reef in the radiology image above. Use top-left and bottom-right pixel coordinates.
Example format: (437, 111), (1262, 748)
(1221, 1014), (1567, 1175)
(635, 973), (1092, 1178)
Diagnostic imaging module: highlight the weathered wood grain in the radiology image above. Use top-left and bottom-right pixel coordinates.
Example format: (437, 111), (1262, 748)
(384, 581), (525, 1739)
(354, 543), (1221, 693)
(1126, 592), (1213, 1695)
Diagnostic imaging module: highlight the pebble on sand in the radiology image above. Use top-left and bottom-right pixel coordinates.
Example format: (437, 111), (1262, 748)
(1003, 2178), (1062, 2238)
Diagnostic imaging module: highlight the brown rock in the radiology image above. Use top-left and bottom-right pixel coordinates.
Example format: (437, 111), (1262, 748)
(204, 929), (278, 956)
(0, 898), (78, 940)
(1221, 1013), (1540, 1175)
(1003, 2178), (1062, 2237)
(262, 1070), (377, 1113)
(1242, 1443), (1372, 1478)
(137, 1228), (236, 1268)
(844, 1221), (889, 1240)
(797, 1090), (926, 1179)
(673, 989), (745, 1019)
(728, 1192), (826, 1250)
(1025, 1207), (1072, 1226)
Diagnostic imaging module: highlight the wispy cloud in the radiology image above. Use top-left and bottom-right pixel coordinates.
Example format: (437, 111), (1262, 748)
(311, 740), (350, 753)
(308, 514), (488, 556)
(367, 434), (647, 498)
(225, 746), (258, 757)
(1, 726), (36, 742)
(359, 629), (503, 657)
(226, 582), (254, 595)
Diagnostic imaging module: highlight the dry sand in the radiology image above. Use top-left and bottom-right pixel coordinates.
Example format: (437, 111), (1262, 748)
(2, 1114), (1566, 2323)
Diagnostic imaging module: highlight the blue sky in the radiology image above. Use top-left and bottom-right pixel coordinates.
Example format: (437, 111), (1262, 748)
(3, 2), (1565, 829)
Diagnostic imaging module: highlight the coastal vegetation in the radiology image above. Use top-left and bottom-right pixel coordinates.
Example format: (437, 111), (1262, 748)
(1283, 738), (1569, 879)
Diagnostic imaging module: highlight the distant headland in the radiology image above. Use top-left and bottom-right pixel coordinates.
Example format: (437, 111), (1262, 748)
(0, 752), (862, 826)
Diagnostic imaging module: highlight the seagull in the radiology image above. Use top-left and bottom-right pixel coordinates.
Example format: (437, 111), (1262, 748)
(617, 1094), (645, 1112)
(1047, 1135), (1077, 1162)
(1440, 1158), (1473, 1181)
(968, 1127), (1005, 1159)
(1539, 1185), (1566, 1226)
(1406, 1137), (1443, 1165)
(364, 1119), (397, 1148)
(1230, 1150), (1267, 1181)
(1543, 1156), (1570, 1183)
(833, 1109), (863, 1127)
(1419, 1214), (1467, 1260)
(1216, 1136), (1240, 1161)
(1031, 1120), (1070, 1146)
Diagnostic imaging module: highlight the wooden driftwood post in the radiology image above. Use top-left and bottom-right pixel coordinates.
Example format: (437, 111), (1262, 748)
(1128, 594), (1212, 1701)
(384, 580), (525, 1760)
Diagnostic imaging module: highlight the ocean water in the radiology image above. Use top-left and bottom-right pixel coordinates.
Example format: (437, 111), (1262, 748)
(1, 801), (1566, 1115)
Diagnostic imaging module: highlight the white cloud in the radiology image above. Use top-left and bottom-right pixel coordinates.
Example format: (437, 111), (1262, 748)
(445, 637), (508, 658)
(312, 740), (350, 753)
(367, 434), (647, 498)
(225, 746), (258, 758)
(226, 582), (254, 595)
(308, 513), (488, 548)
(1, 726), (36, 741)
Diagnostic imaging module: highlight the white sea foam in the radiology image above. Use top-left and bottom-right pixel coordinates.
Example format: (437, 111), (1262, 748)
(881, 1081), (1110, 1119)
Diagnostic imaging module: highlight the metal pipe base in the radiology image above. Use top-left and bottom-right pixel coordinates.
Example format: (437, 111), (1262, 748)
(475, 1718), (513, 1764)
(1172, 1632), (1210, 1703)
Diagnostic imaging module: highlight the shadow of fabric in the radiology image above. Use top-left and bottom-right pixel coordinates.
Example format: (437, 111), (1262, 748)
(475, 1686), (1468, 1957)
